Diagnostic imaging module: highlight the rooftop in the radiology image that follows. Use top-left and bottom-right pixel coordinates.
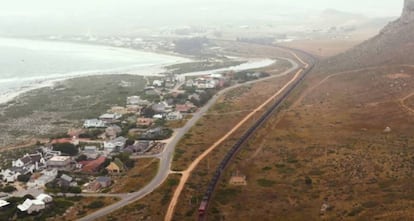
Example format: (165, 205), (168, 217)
(49, 156), (71, 162)
(0, 200), (10, 208)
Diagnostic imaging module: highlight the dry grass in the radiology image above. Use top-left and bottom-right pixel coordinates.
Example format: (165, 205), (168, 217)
(170, 72), (298, 219)
(99, 174), (182, 221)
(281, 39), (362, 57)
(165, 115), (193, 129)
(205, 65), (414, 220)
(172, 73), (292, 171)
(52, 197), (119, 221)
(110, 158), (159, 193)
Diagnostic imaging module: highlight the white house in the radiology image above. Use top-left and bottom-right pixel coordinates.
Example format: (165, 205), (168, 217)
(0, 200), (10, 208)
(104, 136), (127, 152)
(153, 80), (164, 87)
(99, 113), (122, 123)
(153, 114), (164, 120)
(36, 193), (53, 203)
(0, 169), (21, 183)
(12, 153), (45, 171)
(17, 199), (45, 214)
(185, 79), (194, 88)
(27, 168), (58, 188)
(166, 111), (183, 121)
(83, 146), (99, 159)
(83, 119), (106, 128)
(127, 96), (150, 106)
(193, 77), (217, 89)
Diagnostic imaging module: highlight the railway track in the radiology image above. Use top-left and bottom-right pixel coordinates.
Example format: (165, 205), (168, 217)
(197, 46), (317, 221)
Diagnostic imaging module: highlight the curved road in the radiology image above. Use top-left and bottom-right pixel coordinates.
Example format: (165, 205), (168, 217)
(78, 57), (299, 221)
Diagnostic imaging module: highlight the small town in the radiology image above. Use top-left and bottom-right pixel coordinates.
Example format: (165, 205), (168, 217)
(0, 68), (268, 218)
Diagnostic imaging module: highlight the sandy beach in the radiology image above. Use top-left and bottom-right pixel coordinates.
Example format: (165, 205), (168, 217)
(0, 58), (276, 105)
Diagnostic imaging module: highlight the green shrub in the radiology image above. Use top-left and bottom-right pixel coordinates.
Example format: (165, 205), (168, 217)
(87, 200), (105, 209)
(257, 179), (276, 187)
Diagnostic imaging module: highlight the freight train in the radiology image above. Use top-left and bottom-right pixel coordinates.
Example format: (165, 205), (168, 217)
(198, 47), (316, 221)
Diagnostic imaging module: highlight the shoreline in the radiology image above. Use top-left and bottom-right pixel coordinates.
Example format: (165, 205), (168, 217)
(0, 58), (276, 106)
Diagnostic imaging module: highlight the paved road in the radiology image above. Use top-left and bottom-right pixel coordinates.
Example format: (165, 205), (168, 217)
(78, 57), (299, 221)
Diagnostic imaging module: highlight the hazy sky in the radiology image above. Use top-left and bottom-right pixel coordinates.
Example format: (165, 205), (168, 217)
(0, 0), (403, 17)
(0, 0), (405, 35)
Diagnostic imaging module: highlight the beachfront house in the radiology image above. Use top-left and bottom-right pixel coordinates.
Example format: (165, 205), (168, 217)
(83, 119), (106, 128)
(99, 113), (122, 123)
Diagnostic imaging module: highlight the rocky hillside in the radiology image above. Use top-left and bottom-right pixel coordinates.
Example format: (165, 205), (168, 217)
(317, 0), (414, 74)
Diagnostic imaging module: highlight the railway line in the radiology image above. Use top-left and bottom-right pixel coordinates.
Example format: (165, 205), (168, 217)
(197, 46), (317, 221)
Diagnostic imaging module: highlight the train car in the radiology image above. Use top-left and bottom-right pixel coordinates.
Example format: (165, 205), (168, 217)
(199, 198), (208, 215)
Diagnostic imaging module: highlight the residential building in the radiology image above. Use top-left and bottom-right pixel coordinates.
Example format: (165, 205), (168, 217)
(103, 136), (127, 152)
(193, 77), (217, 89)
(175, 102), (197, 113)
(152, 101), (172, 113)
(152, 80), (164, 87)
(27, 168), (58, 188)
(12, 153), (46, 171)
(1, 169), (21, 183)
(185, 79), (194, 88)
(57, 174), (76, 188)
(83, 119), (106, 128)
(17, 199), (45, 214)
(188, 93), (201, 102)
(127, 96), (150, 106)
(47, 156), (72, 171)
(105, 125), (122, 140)
(109, 106), (128, 115)
(106, 158), (125, 174)
(127, 96), (140, 105)
(81, 156), (106, 173)
(0, 200), (10, 208)
(137, 118), (154, 127)
(144, 87), (159, 96)
(86, 181), (101, 192)
(99, 113), (122, 123)
(126, 105), (142, 114)
(83, 146), (99, 159)
(123, 140), (153, 154)
(36, 194), (53, 203)
(96, 176), (112, 188)
(166, 111), (183, 121)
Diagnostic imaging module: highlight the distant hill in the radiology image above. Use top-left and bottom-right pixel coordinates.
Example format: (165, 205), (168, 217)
(317, 0), (414, 74)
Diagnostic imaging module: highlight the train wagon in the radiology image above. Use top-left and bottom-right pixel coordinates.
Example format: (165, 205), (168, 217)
(199, 199), (208, 216)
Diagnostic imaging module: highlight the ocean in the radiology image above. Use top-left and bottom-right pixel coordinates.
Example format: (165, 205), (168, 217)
(0, 37), (186, 104)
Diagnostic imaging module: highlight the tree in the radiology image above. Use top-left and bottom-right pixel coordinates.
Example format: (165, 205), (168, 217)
(17, 174), (31, 183)
(114, 152), (135, 169)
(87, 200), (105, 209)
(305, 176), (313, 186)
(76, 154), (87, 162)
(2, 185), (17, 193)
(53, 143), (78, 156)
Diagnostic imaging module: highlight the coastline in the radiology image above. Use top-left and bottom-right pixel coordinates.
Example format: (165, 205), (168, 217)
(0, 58), (276, 106)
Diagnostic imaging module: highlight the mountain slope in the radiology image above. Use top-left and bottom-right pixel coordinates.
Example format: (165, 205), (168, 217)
(318, 0), (414, 74)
